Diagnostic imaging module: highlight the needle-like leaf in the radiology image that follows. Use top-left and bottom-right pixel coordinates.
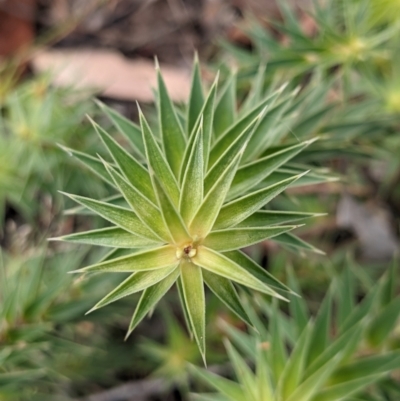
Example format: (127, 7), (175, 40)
(222, 250), (293, 295)
(140, 110), (180, 206)
(152, 178), (191, 245)
(88, 265), (178, 313)
(213, 73), (236, 138)
(204, 115), (260, 194)
(91, 119), (156, 203)
(203, 226), (297, 252)
(71, 245), (177, 273)
(51, 227), (161, 248)
(126, 267), (180, 338)
(180, 122), (204, 224)
(203, 270), (252, 326)
(157, 63), (186, 177)
(194, 247), (287, 300)
(103, 162), (170, 241)
(187, 54), (205, 136)
(228, 139), (316, 199)
(214, 173), (307, 229)
(190, 149), (243, 238)
(180, 260), (206, 364)
(96, 99), (145, 156)
(60, 192), (160, 241)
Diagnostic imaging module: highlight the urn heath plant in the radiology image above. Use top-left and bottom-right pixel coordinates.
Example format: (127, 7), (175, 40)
(54, 59), (324, 362)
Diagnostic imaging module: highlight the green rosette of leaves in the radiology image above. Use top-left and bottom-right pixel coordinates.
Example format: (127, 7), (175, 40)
(53, 59), (322, 362)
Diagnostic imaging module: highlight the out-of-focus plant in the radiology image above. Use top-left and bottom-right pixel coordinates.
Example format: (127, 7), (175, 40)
(139, 310), (202, 393)
(223, 0), (400, 82)
(0, 74), (109, 224)
(0, 246), (134, 400)
(52, 58), (335, 362)
(191, 258), (400, 401)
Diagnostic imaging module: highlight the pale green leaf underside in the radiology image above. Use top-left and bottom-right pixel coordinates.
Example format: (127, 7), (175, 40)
(140, 110), (180, 206)
(61, 192), (160, 241)
(72, 245), (177, 273)
(180, 122), (204, 225)
(180, 260), (206, 363)
(53, 226), (161, 248)
(157, 67), (186, 177)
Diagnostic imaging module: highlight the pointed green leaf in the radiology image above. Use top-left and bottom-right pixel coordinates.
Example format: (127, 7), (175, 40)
(140, 110), (180, 206)
(180, 122), (204, 224)
(307, 289), (332, 367)
(224, 340), (257, 399)
(219, 319), (256, 359)
(330, 351), (400, 385)
(157, 65), (186, 177)
(235, 210), (324, 227)
(99, 248), (139, 263)
(59, 145), (116, 188)
(209, 90), (280, 168)
(96, 99), (144, 156)
(89, 265), (178, 312)
(256, 344), (274, 401)
(190, 150), (243, 238)
(189, 365), (246, 401)
(278, 322), (312, 400)
(52, 226), (161, 248)
(260, 167), (336, 189)
(312, 375), (387, 401)
(245, 89), (298, 160)
(203, 269), (252, 326)
(64, 194), (125, 216)
(180, 259), (206, 363)
(270, 299), (288, 381)
(273, 232), (325, 255)
(366, 297), (400, 348)
(286, 355), (342, 401)
(213, 73), (236, 138)
(61, 193), (160, 241)
(127, 267), (179, 336)
(187, 55), (204, 135)
(72, 245), (176, 273)
(104, 163), (169, 241)
(223, 250), (292, 295)
(241, 64), (267, 113)
(177, 275), (194, 338)
(228, 139), (316, 199)
(204, 115), (260, 194)
(287, 265), (309, 333)
(153, 178), (191, 245)
(181, 74), (218, 176)
(380, 258), (397, 307)
(91, 119), (156, 203)
(194, 247), (287, 300)
(203, 226), (297, 252)
(214, 173), (306, 230)
(339, 283), (380, 335)
(304, 325), (363, 380)
(337, 266), (355, 330)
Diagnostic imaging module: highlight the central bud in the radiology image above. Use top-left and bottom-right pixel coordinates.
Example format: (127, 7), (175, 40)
(176, 243), (197, 260)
